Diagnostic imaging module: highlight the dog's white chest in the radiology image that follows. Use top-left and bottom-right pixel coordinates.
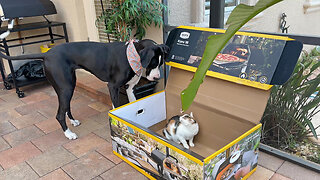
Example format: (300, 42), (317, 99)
(125, 74), (142, 102)
(126, 74), (141, 86)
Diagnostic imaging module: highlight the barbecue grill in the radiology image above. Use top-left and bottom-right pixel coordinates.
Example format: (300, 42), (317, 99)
(0, 0), (56, 39)
(0, 0), (68, 98)
(0, 0), (56, 20)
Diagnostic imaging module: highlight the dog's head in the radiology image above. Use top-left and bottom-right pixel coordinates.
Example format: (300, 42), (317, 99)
(137, 40), (170, 81)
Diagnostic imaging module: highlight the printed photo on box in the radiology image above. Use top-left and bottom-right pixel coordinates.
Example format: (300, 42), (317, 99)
(110, 116), (203, 180)
(168, 29), (287, 84)
(204, 128), (261, 180)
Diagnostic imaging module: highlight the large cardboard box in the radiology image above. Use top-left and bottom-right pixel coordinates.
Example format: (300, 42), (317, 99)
(108, 26), (302, 180)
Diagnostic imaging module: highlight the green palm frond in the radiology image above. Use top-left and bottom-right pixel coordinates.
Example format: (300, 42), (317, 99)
(181, 0), (284, 111)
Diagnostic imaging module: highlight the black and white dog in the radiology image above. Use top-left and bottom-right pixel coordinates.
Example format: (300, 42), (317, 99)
(0, 39), (170, 139)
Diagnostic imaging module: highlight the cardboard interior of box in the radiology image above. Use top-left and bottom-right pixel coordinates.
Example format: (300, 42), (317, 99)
(111, 66), (270, 158)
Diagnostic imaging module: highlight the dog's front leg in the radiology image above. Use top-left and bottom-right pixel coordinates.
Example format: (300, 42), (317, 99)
(126, 75), (141, 103)
(108, 84), (120, 108)
(126, 86), (136, 102)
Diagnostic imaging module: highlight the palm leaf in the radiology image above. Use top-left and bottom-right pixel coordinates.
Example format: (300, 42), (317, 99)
(181, 0), (284, 111)
(304, 117), (318, 139)
(302, 97), (320, 111)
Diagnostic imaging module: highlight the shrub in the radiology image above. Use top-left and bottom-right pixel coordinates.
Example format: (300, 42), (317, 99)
(261, 48), (320, 150)
(96, 0), (166, 41)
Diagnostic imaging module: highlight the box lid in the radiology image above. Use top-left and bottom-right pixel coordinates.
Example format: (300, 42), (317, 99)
(165, 26), (302, 124)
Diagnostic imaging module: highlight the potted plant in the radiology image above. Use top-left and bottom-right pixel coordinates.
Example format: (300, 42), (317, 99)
(96, 0), (167, 41)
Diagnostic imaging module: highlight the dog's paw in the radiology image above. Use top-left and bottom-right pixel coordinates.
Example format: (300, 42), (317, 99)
(70, 119), (81, 127)
(64, 129), (78, 140)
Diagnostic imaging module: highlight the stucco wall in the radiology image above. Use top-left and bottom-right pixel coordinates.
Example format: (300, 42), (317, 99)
(168, 0), (192, 26)
(242, 0), (320, 36)
(51, 0), (100, 42)
(50, 0), (88, 42)
(167, 0), (205, 26)
(167, 0), (320, 36)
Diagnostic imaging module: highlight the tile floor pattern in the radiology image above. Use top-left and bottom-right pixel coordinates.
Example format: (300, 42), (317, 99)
(0, 73), (319, 180)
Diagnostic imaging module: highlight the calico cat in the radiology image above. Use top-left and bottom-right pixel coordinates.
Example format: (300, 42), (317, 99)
(163, 112), (199, 149)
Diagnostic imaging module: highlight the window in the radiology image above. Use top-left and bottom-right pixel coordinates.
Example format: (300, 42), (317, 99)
(206, 0), (252, 25)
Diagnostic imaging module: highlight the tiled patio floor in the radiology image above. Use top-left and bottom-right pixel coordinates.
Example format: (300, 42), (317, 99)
(0, 70), (319, 180)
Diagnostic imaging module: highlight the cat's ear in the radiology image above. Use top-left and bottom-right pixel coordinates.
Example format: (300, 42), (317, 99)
(190, 112), (194, 118)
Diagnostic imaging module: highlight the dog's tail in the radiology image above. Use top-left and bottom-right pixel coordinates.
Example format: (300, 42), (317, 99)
(0, 51), (45, 61)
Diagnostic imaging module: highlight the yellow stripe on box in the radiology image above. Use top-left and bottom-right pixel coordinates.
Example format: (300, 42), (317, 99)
(177, 25), (294, 41)
(113, 151), (156, 180)
(242, 167), (257, 180)
(166, 62), (273, 90)
(109, 113), (204, 165)
(204, 123), (262, 164)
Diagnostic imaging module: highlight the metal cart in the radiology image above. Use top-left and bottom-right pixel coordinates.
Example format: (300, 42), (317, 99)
(0, 0), (68, 98)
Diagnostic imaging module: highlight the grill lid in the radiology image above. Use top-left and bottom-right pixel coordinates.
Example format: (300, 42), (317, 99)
(0, 0), (56, 19)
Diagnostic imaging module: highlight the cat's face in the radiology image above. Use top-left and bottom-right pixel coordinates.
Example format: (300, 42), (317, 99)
(180, 112), (196, 126)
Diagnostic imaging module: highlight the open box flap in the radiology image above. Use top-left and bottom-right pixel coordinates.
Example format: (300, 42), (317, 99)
(165, 67), (270, 125)
(270, 40), (303, 85)
(110, 91), (167, 128)
(166, 26), (303, 90)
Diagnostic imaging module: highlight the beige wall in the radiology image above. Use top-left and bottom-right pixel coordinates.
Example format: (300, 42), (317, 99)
(51, 0), (88, 42)
(82, 0), (100, 42)
(142, 25), (164, 44)
(52, 0), (100, 42)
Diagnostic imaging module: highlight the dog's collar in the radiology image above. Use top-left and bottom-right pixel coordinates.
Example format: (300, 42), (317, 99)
(126, 39), (142, 76)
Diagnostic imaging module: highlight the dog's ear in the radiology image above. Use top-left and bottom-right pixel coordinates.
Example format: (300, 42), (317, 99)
(139, 47), (155, 68)
(158, 44), (170, 62)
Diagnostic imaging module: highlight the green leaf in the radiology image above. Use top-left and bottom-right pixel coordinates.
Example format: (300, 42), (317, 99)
(310, 61), (320, 73)
(304, 117), (318, 139)
(181, 0), (284, 111)
(302, 97), (320, 111)
(302, 76), (320, 98)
